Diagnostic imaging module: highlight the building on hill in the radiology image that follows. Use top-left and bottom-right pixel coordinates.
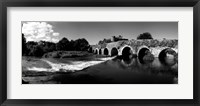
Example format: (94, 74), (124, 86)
(111, 35), (128, 42)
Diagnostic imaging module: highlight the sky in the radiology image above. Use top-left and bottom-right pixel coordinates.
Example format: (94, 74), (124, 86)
(22, 22), (178, 45)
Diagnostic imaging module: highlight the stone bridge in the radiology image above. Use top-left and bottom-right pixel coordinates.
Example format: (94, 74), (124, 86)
(91, 39), (178, 60)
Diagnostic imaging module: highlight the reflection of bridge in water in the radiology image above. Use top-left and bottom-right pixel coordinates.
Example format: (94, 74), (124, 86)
(91, 39), (178, 62)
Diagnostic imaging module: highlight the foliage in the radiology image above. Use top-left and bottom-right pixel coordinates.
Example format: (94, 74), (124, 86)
(22, 34), (90, 57)
(137, 32), (153, 40)
(22, 34), (27, 55)
(98, 38), (112, 45)
(56, 37), (70, 51)
(73, 38), (89, 51)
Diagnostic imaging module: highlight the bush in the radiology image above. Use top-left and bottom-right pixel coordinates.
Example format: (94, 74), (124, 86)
(137, 32), (153, 40)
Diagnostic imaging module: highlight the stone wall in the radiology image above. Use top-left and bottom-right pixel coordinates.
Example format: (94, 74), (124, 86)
(92, 39), (178, 56)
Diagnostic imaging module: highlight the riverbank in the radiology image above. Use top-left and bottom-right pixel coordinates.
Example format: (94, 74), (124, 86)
(22, 55), (114, 83)
(43, 51), (99, 58)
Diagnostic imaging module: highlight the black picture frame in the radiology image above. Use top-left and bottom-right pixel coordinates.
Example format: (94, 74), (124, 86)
(0, 0), (199, 106)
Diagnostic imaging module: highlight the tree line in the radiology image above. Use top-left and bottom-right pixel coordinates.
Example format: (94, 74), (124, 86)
(22, 34), (90, 57)
(22, 32), (155, 57)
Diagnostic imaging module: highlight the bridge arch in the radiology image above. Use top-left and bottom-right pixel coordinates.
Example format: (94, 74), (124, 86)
(137, 46), (151, 61)
(120, 45), (134, 55)
(103, 48), (109, 55)
(158, 48), (177, 65)
(95, 48), (99, 54)
(120, 45), (134, 61)
(99, 48), (102, 55)
(88, 47), (93, 53)
(111, 47), (119, 56)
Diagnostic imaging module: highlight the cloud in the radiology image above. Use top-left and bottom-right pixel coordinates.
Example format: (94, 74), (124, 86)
(22, 22), (60, 43)
(52, 38), (59, 43)
(53, 32), (60, 36)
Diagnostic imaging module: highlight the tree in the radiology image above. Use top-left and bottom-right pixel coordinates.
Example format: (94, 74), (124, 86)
(25, 41), (57, 57)
(56, 37), (89, 51)
(38, 41), (56, 53)
(22, 34), (27, 55)
(32, 45), (44, 57)
(68, 40), (75, 51)
(56, 37), (70, 51)
(137, 32), (153, 40)
(26, 41), (38, 56)
(73, 38), (89, 51)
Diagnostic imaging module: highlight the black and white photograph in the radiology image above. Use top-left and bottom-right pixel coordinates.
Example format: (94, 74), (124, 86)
(22, 22), (178, 84)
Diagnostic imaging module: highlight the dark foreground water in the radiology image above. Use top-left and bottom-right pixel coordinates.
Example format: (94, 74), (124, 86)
(47, 56), (178, 84)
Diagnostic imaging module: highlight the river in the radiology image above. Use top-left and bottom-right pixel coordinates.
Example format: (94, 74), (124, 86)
(24, 55), (178, 84)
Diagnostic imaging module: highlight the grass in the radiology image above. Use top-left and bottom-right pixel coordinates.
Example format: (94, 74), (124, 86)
(22, 56), (52, 69)
(43, 51), (94, 58)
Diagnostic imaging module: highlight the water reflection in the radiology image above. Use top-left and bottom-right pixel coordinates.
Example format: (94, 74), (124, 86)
(119, 55), (178, 72)
(48, 54), (178, 84)
(95, 55), (178, 84)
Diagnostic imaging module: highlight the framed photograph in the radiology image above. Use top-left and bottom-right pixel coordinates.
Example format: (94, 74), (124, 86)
(0, 0), (199, 106)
